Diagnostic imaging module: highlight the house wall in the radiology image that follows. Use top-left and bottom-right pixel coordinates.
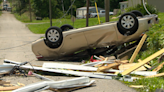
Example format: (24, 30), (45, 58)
(76, 7), (104, 18)
(147, 0), (164, 12)
(128, 0), (141, 7)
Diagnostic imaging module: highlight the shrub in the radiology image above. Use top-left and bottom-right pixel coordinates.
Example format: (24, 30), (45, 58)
(126, 4), (158, 15)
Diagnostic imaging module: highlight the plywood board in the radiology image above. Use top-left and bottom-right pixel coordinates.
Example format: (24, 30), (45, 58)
(121, 48), (164, 75)
(129, 34), (147, 63)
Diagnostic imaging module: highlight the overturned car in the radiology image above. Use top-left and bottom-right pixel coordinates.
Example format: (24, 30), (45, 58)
(32, 11), (158, 60)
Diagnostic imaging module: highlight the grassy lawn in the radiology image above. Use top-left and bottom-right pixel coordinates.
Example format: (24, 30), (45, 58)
(27, 16), (118, 34)
(13, 11), (118, 34)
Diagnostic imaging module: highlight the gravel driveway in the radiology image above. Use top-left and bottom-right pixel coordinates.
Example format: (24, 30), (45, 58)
(0, 11), (136, 92)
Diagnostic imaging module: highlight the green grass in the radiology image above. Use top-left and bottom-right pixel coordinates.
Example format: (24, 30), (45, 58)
(13, 11), (118, 34)
(27, 16), (118, 34)
(124, 77), (164, 92)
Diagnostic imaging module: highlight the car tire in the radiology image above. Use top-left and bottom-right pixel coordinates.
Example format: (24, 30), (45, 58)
(45, 26), (63, 48)
(130, 10), (143, 17)
(117, 12), (139, 36)
(60, 24), (73, 31)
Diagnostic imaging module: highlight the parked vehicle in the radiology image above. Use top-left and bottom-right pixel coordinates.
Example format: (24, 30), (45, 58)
(90, 10), (113, 18)
(7, 7), (11, 12)
(32, 11), (158, 60)
(3, 4), (8, 10)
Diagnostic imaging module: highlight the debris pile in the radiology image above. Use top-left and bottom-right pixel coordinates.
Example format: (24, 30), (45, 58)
(0, 34), (164, 91)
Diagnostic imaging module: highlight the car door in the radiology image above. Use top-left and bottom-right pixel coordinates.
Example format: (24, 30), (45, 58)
(83, 23), (118, 48)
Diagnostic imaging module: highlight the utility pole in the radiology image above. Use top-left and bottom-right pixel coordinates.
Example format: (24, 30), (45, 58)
(49, 0), (52, 27)
(105, 0), (110, 22)
(61, 0), (64, 14)
(86, 0), (89, 27)
(70, 0), (72, 17)
(29, 0), (32, 22)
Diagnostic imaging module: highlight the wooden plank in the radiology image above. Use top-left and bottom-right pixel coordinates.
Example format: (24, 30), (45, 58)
(138, 59), (151, 68)
(129, 34), (147, 63)
(0, 81), (10, 85)
(121, 48), (164, 75)
(97, 60), (128, 72)
(145, 73), (164, 78)
(119, 63), (147, 71)
(97, 63), (119, 72)
(99, 56), (106, 61)
(153, 62), (164, 72)
(0, 86), (22, 91)
(129, 85), (145, 88)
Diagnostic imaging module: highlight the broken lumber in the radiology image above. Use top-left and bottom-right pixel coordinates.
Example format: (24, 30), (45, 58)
(129, 85), (145, 88)
(97, 60), (128, 72)
(0, 86), (22, 91)
(145, 73), (164, 78)
(0, 81), (10, 85)
(121, 48), (164, 75)
(129, 34), (147, 63)
(138, 59), (151, 69)
(4, 60), (134, 82)
(119, 63), (147, 71)
(153, 62), (164, 72)
(99, 56), (106, 61)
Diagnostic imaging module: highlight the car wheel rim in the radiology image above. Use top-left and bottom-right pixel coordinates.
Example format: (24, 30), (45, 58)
(121, 15), (135, 29)
(47, 29), (60, 42)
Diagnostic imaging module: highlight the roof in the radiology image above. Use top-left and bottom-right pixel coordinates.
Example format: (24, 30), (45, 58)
(119, 1), (128, 4)
(77, 6), (103, 10)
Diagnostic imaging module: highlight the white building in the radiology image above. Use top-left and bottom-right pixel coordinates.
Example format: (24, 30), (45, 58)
(76, 7), (104, 19)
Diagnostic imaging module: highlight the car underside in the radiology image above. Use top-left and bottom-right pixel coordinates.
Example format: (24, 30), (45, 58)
(32, 11), (159, 61)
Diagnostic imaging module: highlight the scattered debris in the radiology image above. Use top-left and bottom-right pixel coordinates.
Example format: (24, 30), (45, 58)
(0, 80), (24, 91)
(0, 65), (13, 75)
(129, 85), (146, 88)
(121, 48), (164, 75)
(153, 62), (164, 72)
(28, 71), (54, 81)
(1, 44), (164, 91)
(13, 77), (95, 92)
(119, 63), (147, 71)
(146, 73), (164, 78)
(97, 60), (128, 72)
(158, 53), (164, 63)
(138, 59), (151, 69)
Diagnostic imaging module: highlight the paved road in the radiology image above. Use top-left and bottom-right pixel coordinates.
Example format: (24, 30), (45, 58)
(0, 11), (136, 92)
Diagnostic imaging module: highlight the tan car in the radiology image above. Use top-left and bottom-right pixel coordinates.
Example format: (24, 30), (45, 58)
(32, 11), (158, 60)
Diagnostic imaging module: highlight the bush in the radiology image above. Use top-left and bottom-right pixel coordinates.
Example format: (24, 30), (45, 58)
(126, 4), (158, 15)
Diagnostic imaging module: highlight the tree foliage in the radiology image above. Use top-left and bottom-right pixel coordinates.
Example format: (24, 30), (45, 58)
(11, 0), (126, 19)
